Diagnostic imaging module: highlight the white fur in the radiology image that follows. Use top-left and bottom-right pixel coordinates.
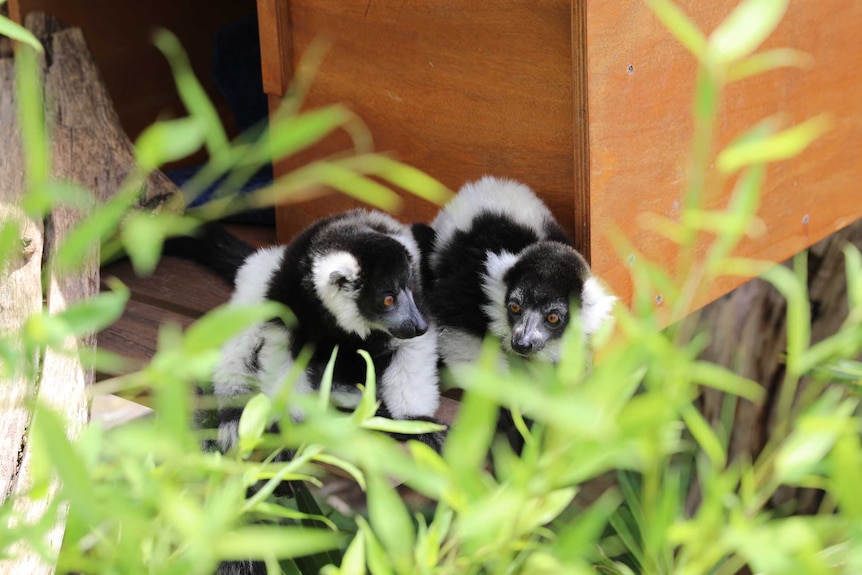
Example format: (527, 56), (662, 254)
(231, 246), (285, 305)
(581, 276), (616, 336)
(481, 250), (518, 340)
(431, 176), (554, 269)
(217, 420), (239, 452)
(212, 317), (311, 450)
(436, 327), (484, 367)
(311, 250), (374, 339)
(381, 330), (440, 418)
(210, 209), (440, 452)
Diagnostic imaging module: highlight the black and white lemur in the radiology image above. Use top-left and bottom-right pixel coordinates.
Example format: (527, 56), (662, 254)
(413, 176), (616, 449)
(170, 209), (446, 456)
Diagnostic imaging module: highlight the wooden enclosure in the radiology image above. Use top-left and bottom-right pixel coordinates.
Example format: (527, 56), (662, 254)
(10, 0), (257, 146)
(257, 0), (862, 317)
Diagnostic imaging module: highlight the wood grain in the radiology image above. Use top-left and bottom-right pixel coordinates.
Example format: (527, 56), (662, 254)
(0, 15), (183, 571)
(263, 0), (862, 319)
(0, 47), (43, 506)
(257, 0), (291, 96)
(269, 0), (579, 246)
(586, 0), (862, 316)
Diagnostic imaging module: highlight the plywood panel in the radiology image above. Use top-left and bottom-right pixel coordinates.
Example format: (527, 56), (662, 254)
(13, 0), (256, 142)
(587, 0), (862, 314)
(270, 0), (581, 245)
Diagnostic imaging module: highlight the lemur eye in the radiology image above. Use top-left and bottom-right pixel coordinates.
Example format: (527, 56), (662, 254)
(547, 313), (560, 325)
(383, 295), (395, 307)
(508, 302), (521, 314)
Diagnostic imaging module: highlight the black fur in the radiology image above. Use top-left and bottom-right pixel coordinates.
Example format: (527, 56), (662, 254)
(419, 177), (608, 453)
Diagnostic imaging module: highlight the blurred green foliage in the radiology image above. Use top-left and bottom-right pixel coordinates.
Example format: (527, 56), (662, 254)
(1, 0), (861, 574)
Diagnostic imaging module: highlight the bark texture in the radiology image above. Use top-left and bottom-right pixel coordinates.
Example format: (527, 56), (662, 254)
(0, 13), (178, 573)
(691, 217), (862, 513)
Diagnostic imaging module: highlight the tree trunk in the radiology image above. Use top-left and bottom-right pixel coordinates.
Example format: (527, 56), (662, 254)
(0, 13), (179, 573)
(690, 217), (862, 514)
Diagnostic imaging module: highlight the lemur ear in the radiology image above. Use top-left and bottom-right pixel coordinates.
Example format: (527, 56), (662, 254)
(329, 269), (358, 292)
(313, 251), (361, 297)
(580, 276), (616, 336)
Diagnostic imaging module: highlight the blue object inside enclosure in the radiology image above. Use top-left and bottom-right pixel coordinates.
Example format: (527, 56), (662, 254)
(164, 16), (275, 227)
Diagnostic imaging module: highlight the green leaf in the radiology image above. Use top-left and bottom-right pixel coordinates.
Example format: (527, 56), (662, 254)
(845, 244), (862, 311)
(313, 453), (366, 491)
(336, 530), (366, 575)
(352, 350), (379, 422)
(319, 346), (338, 409)
(709, 0), (789, 64)
(238, 394), (272, 454)
(344, 155), (453, 206)
(214, 526), (343, 561)
(50, 278), (130, 338)
(762, 259), (810, 377)
(321, 164), (403, 213)
(15, 46), (49, 191)
(152, 29), (228, 155)
(717, 114), (831, 173)
(644, 0), (707, 61)
(22, 181), (95, 219)
(553, 489), (621, 562)
(366, 472), (415, 571)
(360, 417), (446, 435)
(831, 432), (862, 518)
(688, 361), (764, 402)
(183, 302), (288, 355)
(261, 105), (355, 163)
(30, 405), (95, 519)
(134, 116), (206, 171)
(0, 218), (22, 274)
(357, 517), (394, 575)
(681, 403), (725, 467)
(250, 502), (338, 532)
(53, 176), (144, 272)
(442, 381), (498, 493)
(121, 212), (200, 276)
(727, 48), (812, 82)
(520, 488), (577, 533)
(0, 13), (44, 52)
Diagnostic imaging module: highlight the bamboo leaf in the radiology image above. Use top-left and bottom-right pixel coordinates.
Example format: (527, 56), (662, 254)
(353, 350), (379, 422)
(728, 48), (812, 82)
(357, 517), (394, 575)
(0, 12), (43, 52)
(360, 417), (446, 435)
(152, 28), (229, 155)
(337, 530), (366, 575)
(366, 472), (415, 571)
(214, 526), (343, 561)
(717, 115), (831, 173)
(122, 212), (200, 276)
(183, 302), (288, 354)
(644, 0), (707, 61)
(134, 117), (206, 171)
(681, 404), (725, 467)
(238, 394), (272, 454)
(709, 0), (789, 64)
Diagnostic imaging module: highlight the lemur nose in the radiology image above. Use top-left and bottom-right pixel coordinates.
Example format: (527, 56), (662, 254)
(512, 338), (534, 354)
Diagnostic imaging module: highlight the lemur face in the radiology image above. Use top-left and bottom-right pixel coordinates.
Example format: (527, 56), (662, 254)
(503, 242), (589, 358)
(355, 237), (427, 339)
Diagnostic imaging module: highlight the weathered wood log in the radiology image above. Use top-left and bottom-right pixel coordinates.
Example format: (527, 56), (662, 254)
(690, 216), (862, 514)
(0, 13), (180, 573)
